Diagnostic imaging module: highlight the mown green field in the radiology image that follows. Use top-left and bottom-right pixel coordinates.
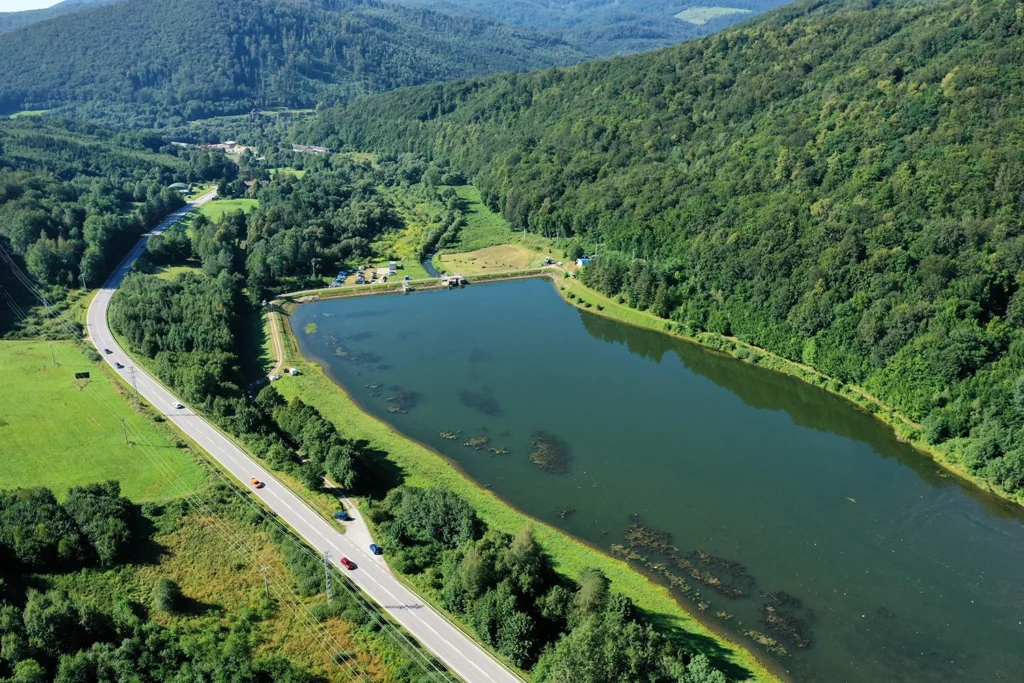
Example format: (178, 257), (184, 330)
(0, 341), (205, 502)
(197, 197), (259, 222)
(267, 311), (777, 682)
(269, 167), (307, 179)
(152, 264), (201, 281)
(674, 6), (752, 25)
(10, 109), (51, 118)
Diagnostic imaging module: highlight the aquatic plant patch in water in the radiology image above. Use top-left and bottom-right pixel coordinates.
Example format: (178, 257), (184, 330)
(386, 391), (420, 413)
(760, 591), (814, 650)
(458, 387), (501, 415)
(528, 431), (572, 474)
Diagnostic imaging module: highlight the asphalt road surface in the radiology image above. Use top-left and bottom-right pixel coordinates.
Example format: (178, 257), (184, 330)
(86, 191), (521, 683)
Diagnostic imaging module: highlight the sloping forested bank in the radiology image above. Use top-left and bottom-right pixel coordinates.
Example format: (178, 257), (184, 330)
(299, 0), (1024, 501)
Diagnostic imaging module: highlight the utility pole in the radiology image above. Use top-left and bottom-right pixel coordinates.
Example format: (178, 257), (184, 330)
(323, 551), (333, 600)
(80, 272), (87, 291)
(119, 416), (129, 445)
(48, 343), (56, 366)
(311, 257), (320, 280)
(129, 367), (140, 408)
(259, 567), (271, 598)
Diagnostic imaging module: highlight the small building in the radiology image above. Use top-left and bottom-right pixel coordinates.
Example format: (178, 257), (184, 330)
(444, 274), (466, 287)
(168, 182), (189, 193)
(575, 257), (592, 267)
(388, 261), (398, 273)
(291, 144), (331, 155)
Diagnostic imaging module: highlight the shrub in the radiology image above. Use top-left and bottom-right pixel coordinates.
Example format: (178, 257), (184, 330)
(153, 578), (181, 612)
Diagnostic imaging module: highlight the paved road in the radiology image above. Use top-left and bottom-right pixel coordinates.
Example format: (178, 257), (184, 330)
(86, 192), (521, 683)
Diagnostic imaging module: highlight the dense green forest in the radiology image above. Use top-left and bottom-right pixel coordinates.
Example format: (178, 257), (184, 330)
(0, 0), (584, 128)
(0, 117), (238, 337)
(393, 0), (790, 56)
(0, 0), (118, 34)
(300, 0), (1024, 498)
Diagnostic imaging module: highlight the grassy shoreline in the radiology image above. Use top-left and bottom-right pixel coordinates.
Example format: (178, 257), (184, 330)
(270, 293), (781, 682)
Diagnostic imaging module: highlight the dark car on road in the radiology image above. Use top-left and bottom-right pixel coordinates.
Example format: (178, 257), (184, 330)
(103, 348), (113, 354)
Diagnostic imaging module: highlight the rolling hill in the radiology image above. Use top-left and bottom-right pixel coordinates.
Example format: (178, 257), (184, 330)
(391, 0), (793, 56)
(300, 0), (1024, 499)
(0, 0), (585, 127)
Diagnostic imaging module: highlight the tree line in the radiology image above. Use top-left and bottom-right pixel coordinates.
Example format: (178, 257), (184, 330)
(299, 0), (1024, 498)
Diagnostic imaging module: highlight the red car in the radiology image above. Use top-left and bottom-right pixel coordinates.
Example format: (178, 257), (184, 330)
(339, 557), (357, 570)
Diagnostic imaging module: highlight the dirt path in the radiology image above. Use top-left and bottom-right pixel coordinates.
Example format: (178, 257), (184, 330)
(266, 308), (285, 377)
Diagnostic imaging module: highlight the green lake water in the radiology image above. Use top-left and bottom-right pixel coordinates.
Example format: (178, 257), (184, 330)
(291, 278), (1024, 682)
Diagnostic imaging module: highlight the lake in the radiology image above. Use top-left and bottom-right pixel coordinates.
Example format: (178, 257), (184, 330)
(291, 278), (1024, 682)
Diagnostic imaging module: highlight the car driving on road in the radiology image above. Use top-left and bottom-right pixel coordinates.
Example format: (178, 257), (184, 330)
(103, 348), (112, 354)
(114, 362), (123, 369)
(340, 557), (357, 570)
(250, 477), (264, 489)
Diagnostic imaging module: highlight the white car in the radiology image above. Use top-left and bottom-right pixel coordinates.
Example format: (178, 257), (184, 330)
(173, 402), (184, 409)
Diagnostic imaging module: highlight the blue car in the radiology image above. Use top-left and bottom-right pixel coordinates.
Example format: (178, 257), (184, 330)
(332, 511), (349, 521)
(369, 543), (382, 555)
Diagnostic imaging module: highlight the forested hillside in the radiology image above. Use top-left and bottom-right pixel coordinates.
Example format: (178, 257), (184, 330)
(0, 0), (583, 127)
(302, 0), (1024, 499)
(393, 0), (790, 56)
(0, 117), (230, 323)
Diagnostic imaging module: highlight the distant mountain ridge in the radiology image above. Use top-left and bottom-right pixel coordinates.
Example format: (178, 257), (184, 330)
(0, 0), (585, 126)
(0, 0), (120, 33)
(390, 0), (793, 56)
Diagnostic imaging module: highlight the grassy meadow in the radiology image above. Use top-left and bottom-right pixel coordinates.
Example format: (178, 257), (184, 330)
(0, 340), (205, 501)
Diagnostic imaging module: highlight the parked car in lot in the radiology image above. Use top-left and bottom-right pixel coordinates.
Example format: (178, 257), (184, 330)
(332, 510), (349, 521)
(340, 557), (357, 570)
(250, 477), (264, 489)
(369, 543), (382, 555)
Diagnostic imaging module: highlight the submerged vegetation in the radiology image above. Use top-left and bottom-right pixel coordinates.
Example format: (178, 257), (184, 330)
(527, 431), (573, 475)
(458, 387), (502, 416)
